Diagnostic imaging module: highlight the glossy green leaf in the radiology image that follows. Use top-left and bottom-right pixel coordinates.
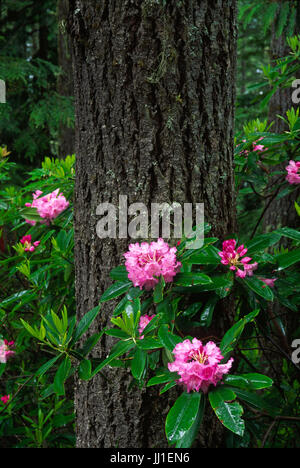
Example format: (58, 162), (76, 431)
(174, 272), (212, 286)
(220, 309), (259, 357)
(78, 359), (92, 380)
(224, 373), (273, 390)
(158, 325), (182, 352)
(109, 265), (129, 281)
(137, 337), (163, 350)
(100, 281), (132, 303)
(209, 387), (244, 437)
(175, 394), (205, 448)
(243, 276), (274, 301)
(276, 249), (300, 270)
(131, 347), (147, 380)
(92, 339), (135, 376)
(35, 355), (61, 379)
(153, 276), (165, 304)
(246, 232), (281, 254)
(275, 227), (300, 242)
(147, 370), (178, 387)
(54, 356), (71, 396)
(72, 305), (101, 343)
(199, 296), (218, 327)
(165, 392), (202, 443)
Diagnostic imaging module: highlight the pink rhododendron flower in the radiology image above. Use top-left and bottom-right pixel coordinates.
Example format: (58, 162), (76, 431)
(286, 160), (300, 185)
(0, 395), (10, 405)
(168, 338), (234, 393)
(260, 278), (277, 288)
(138, 314), (155, 339)
(20, 235), (40, 252)
(218, 239), (258, 278)
(0, 339), (15, 363)
(25, 189), (69, 225)
(124, 238), (181, 290)
(238, 138), (268, 157)
(252, 137), (268, 153)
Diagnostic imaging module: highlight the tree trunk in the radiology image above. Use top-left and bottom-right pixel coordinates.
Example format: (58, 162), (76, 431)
(69, 0), (237, 448)
(57, 0), (75, 157)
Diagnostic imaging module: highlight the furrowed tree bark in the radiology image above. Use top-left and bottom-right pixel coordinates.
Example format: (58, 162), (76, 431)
(69, 0), (237, 448)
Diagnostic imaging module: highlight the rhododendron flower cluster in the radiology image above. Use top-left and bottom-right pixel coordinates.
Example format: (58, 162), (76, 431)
(168, 338), (233, 393)
(25, 189), (69, 225)
(0, 339), (15, 363)
(238, 137), (268, 156)
(138, 314), (155, 339)
(285, 160), (300, 185)
(20, 235), (40, 252)
(218, 239), (258, 278)
(124, 238), (181, 290)
(260, 278), (277, 288)
(1, 395), (10, 405)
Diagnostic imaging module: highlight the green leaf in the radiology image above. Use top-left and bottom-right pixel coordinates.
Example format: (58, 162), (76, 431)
(174, 272), (212, 286)
(53, 356), (71, 396)
(35, 355), (61, 379)
(223, 373), (273, 390)
(92, 339), (135, 376)
(20, 207), (41, 221)
(209, 387), (244, 437)
(276, 249), (300, 270)
(182, 302), (202, 318)
(158, 325), (182, 352)
(199, 296), (218, 327)
(78, 359), (92, 380)
(184, 245), (220, 265)
(153, 276), (165, 304)
(137, 337), (163, 350)
(100, 281), (132, 303)
(131, 347), (147, 380)
(220, 309), (259, 358)
(140, 314), (161, 336)
(109, 265), (129, 281)
(174, 275), (232, 294)
(165, 392), (202, 443)
(159, 381), (177, 395)
(147, 370), (179, 387)
(275, 227), (300, 242)
(105, 328), (130, 339)
(72, 305), (101, 343)
(175, 394), (205, 448)
(113, 288), (144, 317)
(20, 318), (41, 340)
(243, 276), (274, 301)
(229, 387), (275, 415)
(246, 232), (281, 254)
(76, 331), (104, 358)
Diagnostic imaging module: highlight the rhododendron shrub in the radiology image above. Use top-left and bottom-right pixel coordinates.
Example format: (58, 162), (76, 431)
(18, 221), (300, 446)
(1, 150), (299, 447)
(0, 155), (76, 447)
